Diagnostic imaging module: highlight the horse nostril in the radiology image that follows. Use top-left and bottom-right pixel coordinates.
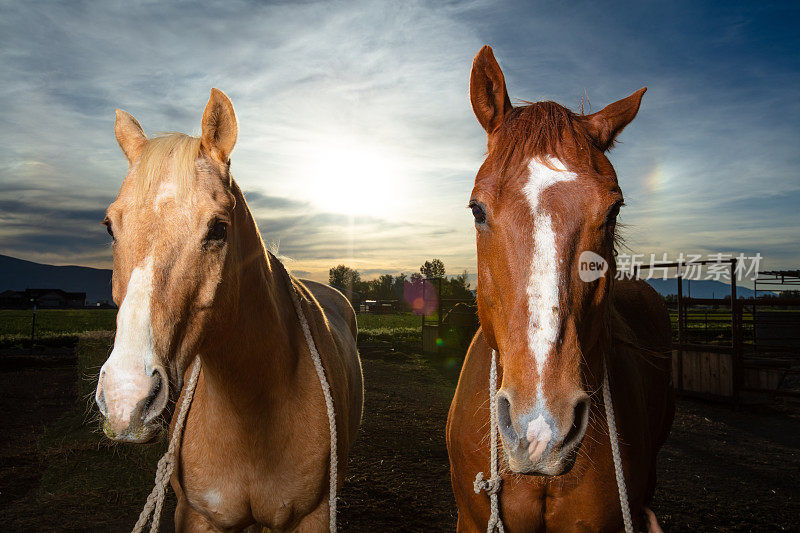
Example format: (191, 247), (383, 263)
(496, 393), (517, 441)
(151, 371), (161, 396)
(96, 389), (108, 418)
(562, 395), (590, 451)
(142, 368), (168, 424)
(95, 370), (109, 418)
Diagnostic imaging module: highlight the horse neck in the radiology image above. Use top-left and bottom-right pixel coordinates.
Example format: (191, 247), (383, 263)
(198, 189), (302, 412)
(579, 292), (616, 393)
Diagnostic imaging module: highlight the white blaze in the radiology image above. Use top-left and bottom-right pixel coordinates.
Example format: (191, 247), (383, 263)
(522, 157), (577, 386)
(97, 256), (156, 424)
(154, 182), (178, 208)
(526, 414), (554, 461)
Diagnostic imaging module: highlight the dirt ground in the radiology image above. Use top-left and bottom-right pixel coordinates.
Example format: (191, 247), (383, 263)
(1, 342), (798, 531)
(0, 362), (76, 508)
(651, 397), (800, 531)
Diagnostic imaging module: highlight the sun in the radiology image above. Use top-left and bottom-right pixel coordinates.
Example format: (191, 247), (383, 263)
(306, 141), (405, 217)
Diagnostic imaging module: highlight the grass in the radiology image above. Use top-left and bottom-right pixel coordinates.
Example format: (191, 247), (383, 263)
(356, 312), (421, 330)
(0, 309), (424, 350)
(666, 310), (762, 345)
(356, 313), (422, 349)
(0, 309), (117, 337)
(0, 309), (419, 334)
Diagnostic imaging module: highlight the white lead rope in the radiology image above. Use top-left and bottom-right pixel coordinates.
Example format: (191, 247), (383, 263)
(476, 352), (632, 533)
(133, 284), (338, 533)
(289, 285), (339, 533)
(133, 356), (202, 533)
(602, 357), (633, 533)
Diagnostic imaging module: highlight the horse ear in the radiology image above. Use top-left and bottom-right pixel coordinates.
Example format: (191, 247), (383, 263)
(114, 109), (147, 165)
(583, 87), (647, 151)
(470, 45), (513, 134)
(200, 88), (238, 164)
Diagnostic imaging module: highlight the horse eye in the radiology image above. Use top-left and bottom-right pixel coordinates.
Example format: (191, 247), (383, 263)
(470, 202), (487, 224)
(206, 220), (228, 243)
(103, 219), (114, 240)
(606, 202), (622, 226)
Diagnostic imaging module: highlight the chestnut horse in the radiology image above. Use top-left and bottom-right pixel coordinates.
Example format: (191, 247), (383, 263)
(446, 46), (674, 532)
(95, 89), (363, 531)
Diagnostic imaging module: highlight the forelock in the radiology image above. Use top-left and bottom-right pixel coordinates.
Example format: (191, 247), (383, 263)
(134, 133), (202, 203)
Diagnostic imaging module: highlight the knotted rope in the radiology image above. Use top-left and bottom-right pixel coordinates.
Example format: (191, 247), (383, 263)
(474, 349), (504, 533)
(289, 285), (338, 533)
(602, 357), (633, 533)
(477, 352), (632, 533)
(132, 282), (338, 532)
(132, 356), (202, 533)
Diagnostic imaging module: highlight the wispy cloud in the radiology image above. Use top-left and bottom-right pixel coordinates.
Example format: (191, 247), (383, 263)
(1, 0), (798, 281)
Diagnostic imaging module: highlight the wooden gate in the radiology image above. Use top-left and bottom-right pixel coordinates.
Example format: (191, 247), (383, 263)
(640, 261), (800, 400)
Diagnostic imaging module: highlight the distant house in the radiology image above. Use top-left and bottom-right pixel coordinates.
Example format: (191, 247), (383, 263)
(360, 300), (401, 314)
(0, 288), (86, 308)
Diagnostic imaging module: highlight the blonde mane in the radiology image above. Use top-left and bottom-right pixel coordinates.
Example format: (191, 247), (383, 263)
(134, 133), (202, 202)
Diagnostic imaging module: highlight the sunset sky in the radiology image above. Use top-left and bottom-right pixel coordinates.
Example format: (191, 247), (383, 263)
(1, 0), (798, 284)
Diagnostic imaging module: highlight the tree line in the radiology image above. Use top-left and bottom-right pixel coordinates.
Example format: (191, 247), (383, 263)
(329, 259), (473, 303)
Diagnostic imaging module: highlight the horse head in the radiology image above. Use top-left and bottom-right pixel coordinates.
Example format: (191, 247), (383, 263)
(95, 89), (244, 442)
(469, 46), (645, 475)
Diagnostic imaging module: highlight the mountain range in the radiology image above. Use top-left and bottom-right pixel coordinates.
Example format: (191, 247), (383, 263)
(0, 254), (113, 304)
(644, 277), (760, 299)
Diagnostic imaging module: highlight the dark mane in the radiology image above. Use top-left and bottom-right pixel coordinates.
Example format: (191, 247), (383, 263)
(492, 100), (595, 172)
(490, 100), (624, 256)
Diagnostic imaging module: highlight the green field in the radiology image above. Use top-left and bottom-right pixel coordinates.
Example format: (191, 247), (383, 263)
(4, 308), (774, 348)
(0, 309), (421, 345)
(667, 310), (757, 344)
(356, 312), (421, 330)
(0, 309), (117, 337)
(355, 312), (421, 346)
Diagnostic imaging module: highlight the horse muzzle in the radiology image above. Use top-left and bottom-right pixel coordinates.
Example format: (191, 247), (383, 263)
(95, 363), (169, 443)
(496, 389), (590, 475)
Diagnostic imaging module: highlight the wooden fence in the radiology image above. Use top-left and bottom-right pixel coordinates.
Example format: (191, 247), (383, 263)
(643, 260), (800, 401)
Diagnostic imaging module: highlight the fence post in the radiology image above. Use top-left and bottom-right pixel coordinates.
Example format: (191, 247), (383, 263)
(752, 278), (757, 350)
(730, 259), (742, 403)
(436, 278), (443, 353)
(676, 271), (684, 392)
(30, 302), (37, 352)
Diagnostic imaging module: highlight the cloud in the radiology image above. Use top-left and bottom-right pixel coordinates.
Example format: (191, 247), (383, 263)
(1, 0), (798, 283)
(0, 0), (490, 279)
(242, 190), (309, 211)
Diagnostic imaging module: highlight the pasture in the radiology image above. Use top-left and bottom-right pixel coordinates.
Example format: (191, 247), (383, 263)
(0, 313), (798, 531)
(0, 309), (117, 338)
(0, 309), (420, 349)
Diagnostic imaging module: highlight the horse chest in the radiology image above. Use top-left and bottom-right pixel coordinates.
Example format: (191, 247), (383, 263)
(500, 473), (624, 531)
(178, 440), (250, 525)
(177, 391), (329, 528)
(179, 438), (326, 529)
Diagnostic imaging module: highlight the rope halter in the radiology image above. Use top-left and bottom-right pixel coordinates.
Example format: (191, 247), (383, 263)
(476, 350), (632, 533)
(474, 349), (505, 533)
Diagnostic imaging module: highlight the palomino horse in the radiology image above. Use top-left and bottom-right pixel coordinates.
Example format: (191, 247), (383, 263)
(95, 89), (363, 531)
(446, 46), (674, 532)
